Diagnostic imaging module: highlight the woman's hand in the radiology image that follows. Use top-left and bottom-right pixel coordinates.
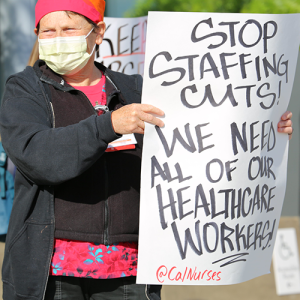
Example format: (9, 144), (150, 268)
(111, 104), (164, 135)
(278, 111), (293, 140)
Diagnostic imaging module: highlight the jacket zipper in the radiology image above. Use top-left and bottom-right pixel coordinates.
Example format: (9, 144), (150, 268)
(145, 285), (151, 300)
(104, 159), (109, 245)
(94, 104), (109, 113)
(101, 79), (119, 246)
(42, 97), (56, 300)
(78, 90), (110, 246)
(42, 189), (55, 300)
(49, 102), (56, 128)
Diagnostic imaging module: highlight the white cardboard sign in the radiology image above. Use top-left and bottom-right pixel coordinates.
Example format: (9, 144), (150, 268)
(95, 16), (148, 75)
(137, 12), (300, 285)
(273, 228), (300, 295)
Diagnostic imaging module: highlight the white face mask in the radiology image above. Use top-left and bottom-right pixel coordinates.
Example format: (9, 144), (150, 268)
(38, 27), (96, 76)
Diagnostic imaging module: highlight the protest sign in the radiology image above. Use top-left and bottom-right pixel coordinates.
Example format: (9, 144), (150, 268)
(137, 12), (300, 285)
(95, 16), (147, 75)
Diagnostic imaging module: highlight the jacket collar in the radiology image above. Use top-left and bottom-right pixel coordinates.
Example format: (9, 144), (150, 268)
(33, 60), (126, 105)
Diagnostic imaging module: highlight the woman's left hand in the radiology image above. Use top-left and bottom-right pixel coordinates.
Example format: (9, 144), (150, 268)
(278, 111), (293, 140)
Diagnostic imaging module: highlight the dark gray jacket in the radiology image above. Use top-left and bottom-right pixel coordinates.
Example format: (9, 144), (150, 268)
(0, 61), (158, 300)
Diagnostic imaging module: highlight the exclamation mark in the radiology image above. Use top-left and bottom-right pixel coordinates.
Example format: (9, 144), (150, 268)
(277, 81), (282, 105)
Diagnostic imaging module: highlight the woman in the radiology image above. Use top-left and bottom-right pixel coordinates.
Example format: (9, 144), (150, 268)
(0, 0), (293, 299)
(1, 0), (163, 299)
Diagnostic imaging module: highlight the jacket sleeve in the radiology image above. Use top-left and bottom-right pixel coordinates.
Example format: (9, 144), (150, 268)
(0, 75), (120, 186)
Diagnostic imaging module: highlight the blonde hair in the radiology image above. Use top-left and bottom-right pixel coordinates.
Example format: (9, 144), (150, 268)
(27, 39), (39, 67)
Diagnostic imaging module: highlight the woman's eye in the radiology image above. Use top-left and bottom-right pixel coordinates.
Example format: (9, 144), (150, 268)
(42, 29), (54, 34)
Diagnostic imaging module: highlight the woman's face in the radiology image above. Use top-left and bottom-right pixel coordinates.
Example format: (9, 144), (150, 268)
(36, 11), (104, 54)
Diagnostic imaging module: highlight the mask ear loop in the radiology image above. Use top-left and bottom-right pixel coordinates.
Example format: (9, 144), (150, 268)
(89, 43), (97, 56)
(85, 27), (95, 38)
(86, 26), (97, 56)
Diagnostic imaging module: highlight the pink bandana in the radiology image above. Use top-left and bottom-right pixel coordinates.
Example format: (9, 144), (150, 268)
(35, 0), (105, 27)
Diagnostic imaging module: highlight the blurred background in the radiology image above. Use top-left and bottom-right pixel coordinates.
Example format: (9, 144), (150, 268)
(1, 0), (300, 299)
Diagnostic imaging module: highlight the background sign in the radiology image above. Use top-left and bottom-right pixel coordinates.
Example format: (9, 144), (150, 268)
(273, 228), (300, 295)
(137, 12), (300, 285)
(95, 16), (147, 75)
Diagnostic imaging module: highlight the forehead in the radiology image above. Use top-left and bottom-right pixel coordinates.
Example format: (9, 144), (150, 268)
(39, 11), (88, 28)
